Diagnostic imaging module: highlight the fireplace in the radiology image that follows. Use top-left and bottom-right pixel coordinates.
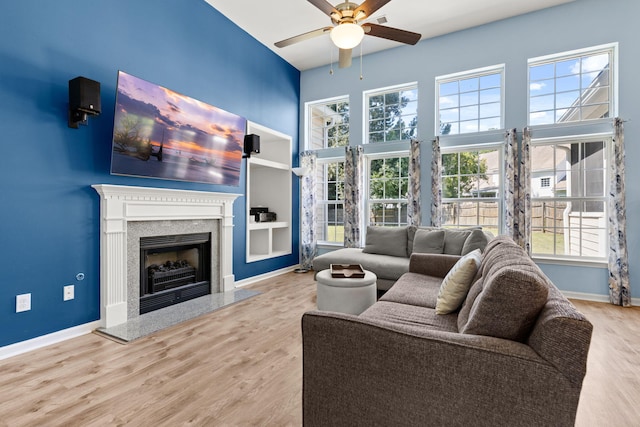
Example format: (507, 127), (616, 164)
(139, 232), (211, 314)
(92, 184), (240, 328)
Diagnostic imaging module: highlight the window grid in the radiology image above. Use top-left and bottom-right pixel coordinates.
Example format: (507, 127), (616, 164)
(316, 161), (345, 244)
(366, 85), (418, 143)
(437, 67), (504, 136)
(367, 155), (410, 226)
(441, 147), (502, 235)
(308, 98), (350, 150)
(530, 139), (609, 260)
(528, 47), (613, 126)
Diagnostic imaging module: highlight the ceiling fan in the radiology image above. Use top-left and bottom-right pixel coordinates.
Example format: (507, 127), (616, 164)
(275, 0), (421, 69)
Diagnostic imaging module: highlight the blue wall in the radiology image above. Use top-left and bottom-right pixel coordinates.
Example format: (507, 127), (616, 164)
(0, 0), (300, 347)
(300, 0), (639, 299)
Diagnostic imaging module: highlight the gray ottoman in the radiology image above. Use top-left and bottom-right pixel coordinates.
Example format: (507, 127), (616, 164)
(316, 269), (377, 315)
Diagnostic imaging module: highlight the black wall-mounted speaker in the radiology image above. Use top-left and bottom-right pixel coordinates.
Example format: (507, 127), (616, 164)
(69, 77), (101, 115)
(244, 134), (260, 156)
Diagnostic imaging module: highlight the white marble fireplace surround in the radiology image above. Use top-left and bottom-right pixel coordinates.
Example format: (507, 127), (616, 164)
(92, 184), (240, 328)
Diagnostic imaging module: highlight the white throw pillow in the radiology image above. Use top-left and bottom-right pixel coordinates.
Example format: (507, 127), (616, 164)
(435, 249), (482, 315)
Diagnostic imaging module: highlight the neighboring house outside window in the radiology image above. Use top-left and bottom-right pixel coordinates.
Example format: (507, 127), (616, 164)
(440, 145), (502, 236)
(367, 154), (410, 226)
(307, 97), (349, 150)
(315, 159), (345, 244)
(436, 65), (504, 136)
(364, 84), (418, 143)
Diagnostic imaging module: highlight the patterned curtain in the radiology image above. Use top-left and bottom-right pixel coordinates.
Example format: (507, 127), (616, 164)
(504, 128), (524, 246)
(519, 128), (532, 253)
(407, 139), (422, 226)
(299, 151), (317, 270)
(608, 118), (630, 306)
(430, 137), (442, 227)
(343, 146), (363, 248)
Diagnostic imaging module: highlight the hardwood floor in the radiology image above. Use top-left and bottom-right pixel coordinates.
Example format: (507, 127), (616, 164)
(0, 272), (638, 426)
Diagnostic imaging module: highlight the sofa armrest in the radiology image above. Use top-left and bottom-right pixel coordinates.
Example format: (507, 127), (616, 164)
(302, 310), (582, 427)
(409, 253), (460, 278)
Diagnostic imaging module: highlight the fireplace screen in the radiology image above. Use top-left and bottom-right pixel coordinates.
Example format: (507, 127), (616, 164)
(139, 233), (211, 314)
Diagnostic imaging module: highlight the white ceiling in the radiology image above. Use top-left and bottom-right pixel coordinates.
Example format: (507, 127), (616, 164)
(205, 0), (575, 71)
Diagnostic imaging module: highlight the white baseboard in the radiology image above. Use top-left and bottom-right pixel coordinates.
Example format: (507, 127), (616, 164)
(562, 290), (639, 306)
(0, 320), (101, 361)
(234, 265), (299, 288)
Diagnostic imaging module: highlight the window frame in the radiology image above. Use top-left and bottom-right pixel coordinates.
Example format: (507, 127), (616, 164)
(363, 82), (418, 144)
(365, 151), (411, 227)
(315, 157), (347, 246)
(529, 134), (611, 263)
(440, 143), (504, 235)
(527, 43), (618, 128)
(435, 64), (505, 136)
(305, 95), (350, 151)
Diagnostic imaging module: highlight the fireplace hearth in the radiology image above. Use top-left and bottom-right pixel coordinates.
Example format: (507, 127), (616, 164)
(139, 232), (211, 314)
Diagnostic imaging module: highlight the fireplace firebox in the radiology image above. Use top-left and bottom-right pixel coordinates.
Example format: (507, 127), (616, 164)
(139, 232), (211, 314)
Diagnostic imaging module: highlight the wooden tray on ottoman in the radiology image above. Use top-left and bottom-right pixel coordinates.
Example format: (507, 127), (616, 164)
(330, 264), (366, 278)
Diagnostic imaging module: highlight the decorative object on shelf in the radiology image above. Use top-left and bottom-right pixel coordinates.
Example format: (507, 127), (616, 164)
(243, 133), (260, 158)
(68, 76), (101, 128)
(292, 166), (310, 177)
(274, 0), (421, 69)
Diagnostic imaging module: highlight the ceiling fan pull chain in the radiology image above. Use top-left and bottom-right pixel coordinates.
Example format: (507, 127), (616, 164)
(329, 43), (334, 75)
(360, 40), (364, 80)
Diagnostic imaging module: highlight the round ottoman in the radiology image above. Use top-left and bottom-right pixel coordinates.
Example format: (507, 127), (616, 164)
(316, 269), (377, 315)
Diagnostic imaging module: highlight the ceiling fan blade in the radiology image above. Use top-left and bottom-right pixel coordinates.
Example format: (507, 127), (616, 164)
(363, 23), (421, 45)
(354, 0), (391, 19)
(275, 27), (332, 48)
(339, 48), (352, 68)
(307, 0), (339, 17)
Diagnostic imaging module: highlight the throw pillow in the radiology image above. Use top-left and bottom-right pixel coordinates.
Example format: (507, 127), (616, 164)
(435, 249), (482, 315)
(460, 265), (549, 341)
(362, 226), (408, 258)
(412, 229), (445, 254)
(443, 228), (480, 255)
(461, 229), (490, 255)
(406, 225), (435, 255)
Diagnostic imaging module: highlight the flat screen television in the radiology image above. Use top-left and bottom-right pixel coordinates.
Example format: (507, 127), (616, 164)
(110, 71), (246, 186)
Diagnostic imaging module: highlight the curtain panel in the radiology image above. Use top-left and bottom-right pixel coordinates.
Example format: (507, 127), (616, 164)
(519, 128), (532, 253)
(430, 137), (442, 227)
(344, 146), (363, 248)
(299, 151), (317, 270)
(608, 118), (631, 306)
(504, 128), (524, 247)
(407, 139), (422, 226)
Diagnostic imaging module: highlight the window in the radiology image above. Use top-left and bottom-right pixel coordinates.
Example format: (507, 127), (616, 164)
(441, 146), (502, 235)
(367, 154), (409, 226)
(307, 97), (349, 149)
(530, 138), (608, 260)
(365, 84), (417, 143)
(437, 66), (504, 135)
(540, 177), (551, 188)
(316, 160), (345, 244)
(528, 44), (615, 126)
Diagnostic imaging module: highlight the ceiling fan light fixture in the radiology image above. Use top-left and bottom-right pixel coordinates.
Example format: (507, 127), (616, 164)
(330, 23), (365, 49)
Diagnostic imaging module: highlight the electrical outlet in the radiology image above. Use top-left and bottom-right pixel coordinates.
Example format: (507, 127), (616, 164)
(63, 285), (75, 301)
(16, 293), (31, 312)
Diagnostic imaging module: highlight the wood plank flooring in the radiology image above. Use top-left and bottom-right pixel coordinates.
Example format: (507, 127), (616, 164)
(0, 272), (638, 426)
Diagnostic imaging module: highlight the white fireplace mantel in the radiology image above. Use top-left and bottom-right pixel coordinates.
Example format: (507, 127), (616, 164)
(92, 184), (240, 328)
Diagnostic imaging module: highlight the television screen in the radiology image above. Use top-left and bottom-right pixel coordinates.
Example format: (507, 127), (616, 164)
(110, 71), (246, 186)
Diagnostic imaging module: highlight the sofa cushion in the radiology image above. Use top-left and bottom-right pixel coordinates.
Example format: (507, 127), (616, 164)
(412, 229), (445, 254)
(460, 265), (549, 342)
(363, 226), (408, 258)
(360, 301), (459, 333)
(312, 248), (409, 282)
(435, 249), (482, 315)
(379, 272), (442, 308)
(461, 229), (491, 255)
(443, 229), (474, 255)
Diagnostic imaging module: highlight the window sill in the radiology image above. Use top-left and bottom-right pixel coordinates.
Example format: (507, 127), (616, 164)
(532, 255), (607, 269)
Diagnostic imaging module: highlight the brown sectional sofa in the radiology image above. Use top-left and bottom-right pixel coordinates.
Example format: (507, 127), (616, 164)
(302, 235), (593, 426)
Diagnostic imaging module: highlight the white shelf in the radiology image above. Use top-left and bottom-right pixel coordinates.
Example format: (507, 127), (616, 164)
(245, 121), (292, 263)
